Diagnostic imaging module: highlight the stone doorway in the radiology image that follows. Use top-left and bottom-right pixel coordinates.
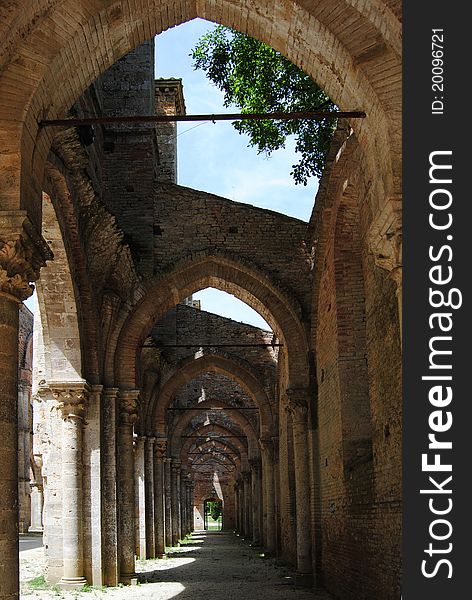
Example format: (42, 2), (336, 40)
(203, 498), (223, 532)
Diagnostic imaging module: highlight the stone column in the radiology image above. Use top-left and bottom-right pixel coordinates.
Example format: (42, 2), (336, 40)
(29, 454), (44, 533)
(164, 458), (173, 547)
(29, 483), (44, 532)
(238, 479), (245, 536)
(250, 458), (262, 545)
(234, 482), (240, 533)
(134, 437), (146, 559)
(260, 438), (276, 554)
(188, 481), (194, 533)
(285, 389), (312, 575)
(0, 217), (51, 600)
(54, 383), (89, 587)
(83, 385), (103, 585)
(368, 197), (402, 344)
(241, 471), (251, 538)
(171, 459), (181, 545)
(18, 381), (31, 533)
(118, 390), (140, 583)
(180, 471), (187, 539)
(101, 388), (119, 586)
(144, 437), (155, 558)
(153, 439), (167, 556)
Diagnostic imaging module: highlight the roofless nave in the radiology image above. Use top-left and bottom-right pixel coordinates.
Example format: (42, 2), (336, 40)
(0, 3), (402, 600)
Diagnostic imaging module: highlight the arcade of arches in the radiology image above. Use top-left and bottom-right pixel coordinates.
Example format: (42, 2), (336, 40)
(0, 2), (401, 600)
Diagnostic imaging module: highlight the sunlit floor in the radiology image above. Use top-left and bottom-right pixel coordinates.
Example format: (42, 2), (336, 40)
(20, 531), (333, 599)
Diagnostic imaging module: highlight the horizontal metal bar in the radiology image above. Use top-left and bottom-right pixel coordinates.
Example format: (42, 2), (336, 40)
(168, 406), (257, 410)
(39, 110), (365, 128)
(181, 435), (247, 439)
(187, 452), (239, 455)
(142, 343), (283, 348)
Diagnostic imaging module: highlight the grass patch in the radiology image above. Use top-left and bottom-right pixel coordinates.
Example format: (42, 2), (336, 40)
(26, 575), (49, 590)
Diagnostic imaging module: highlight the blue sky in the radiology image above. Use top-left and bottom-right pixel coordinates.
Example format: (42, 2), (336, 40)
(27, 20), (319, 329)
(155, 19), (318, 329)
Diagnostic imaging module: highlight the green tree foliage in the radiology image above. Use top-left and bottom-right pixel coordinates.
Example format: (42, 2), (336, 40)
(206, 500), (222, 520)
(191, 26), (337, 185)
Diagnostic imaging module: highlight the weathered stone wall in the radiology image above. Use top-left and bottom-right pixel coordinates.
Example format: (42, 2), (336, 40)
(152, 303), (277, 399)
(99, 41), (156, 278)
(309, 131), (402, 600)
(192, 466), (236, 531)
(153, 184), (312, 318)
(154, 79), (185, 183)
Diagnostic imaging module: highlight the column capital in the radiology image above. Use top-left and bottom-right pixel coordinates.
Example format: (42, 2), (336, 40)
(49, 381), (90, 419)
(0, 211), (53, 300)
(283, 388), (310, 419)
(135, 436), (146, 448)
(119, 389), (140, 425)
(171, 458), (181, 472)
(249, 457), (262, 471)
(367, 196), (402, 284)
(154, 438), (167, 459)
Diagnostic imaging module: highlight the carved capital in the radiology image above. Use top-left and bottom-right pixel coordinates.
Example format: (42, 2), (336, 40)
(241, 470), (251, 483)
(368, 197), (402, 283)
(0, 212), (53, 300)
(283, 388), (310, 419)
(119, 389), (140, 425)
(249, 457), (261, 472)
(49, 381), (90, 419)
(154, 438), (167, 459)
(171, 458), (182, 472)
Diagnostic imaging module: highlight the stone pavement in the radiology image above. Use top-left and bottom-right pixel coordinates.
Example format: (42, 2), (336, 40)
(20, 531), (333, 599)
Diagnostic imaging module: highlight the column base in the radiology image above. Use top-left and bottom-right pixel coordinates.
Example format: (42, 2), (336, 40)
(27, 528), (44, 535)
(59, 577), (87, 589)
(119, 572), (137, 585)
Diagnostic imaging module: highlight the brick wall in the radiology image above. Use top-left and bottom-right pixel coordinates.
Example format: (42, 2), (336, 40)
(152, 303), (277, 401)
(99, 41), (156, 277)
(310, 134), (402, 599)
(153, 184), (312, 318)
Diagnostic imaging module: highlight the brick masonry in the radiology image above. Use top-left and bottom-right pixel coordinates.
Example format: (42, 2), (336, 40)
(4, 8), (403, 598)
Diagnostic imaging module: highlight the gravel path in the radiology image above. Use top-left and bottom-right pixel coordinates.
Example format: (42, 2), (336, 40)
(20, 531), (333, 600)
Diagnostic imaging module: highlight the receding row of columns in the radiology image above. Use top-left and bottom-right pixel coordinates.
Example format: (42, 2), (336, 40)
(234, 450), (273, 553)
(134, 439), (195, 563)
(234, 393), (313, 578)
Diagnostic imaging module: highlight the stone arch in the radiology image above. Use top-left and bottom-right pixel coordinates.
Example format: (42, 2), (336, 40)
(34, 191), (83, 383)
(114, 254), (309, 393)
(0, 1), (400, 245)
(192, 456), (234, 473)
(42, 161), (101, 383)
(148, 352), (274, 437)
(180, 427), (245, 474)
(166, 399), (259, 457)
(179, 423), (248, 464)
(184, 440), (241, 470)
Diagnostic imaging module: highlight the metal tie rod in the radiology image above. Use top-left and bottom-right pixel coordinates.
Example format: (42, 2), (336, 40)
(142, 343), (283, 348)
(39, 110), (366, 128)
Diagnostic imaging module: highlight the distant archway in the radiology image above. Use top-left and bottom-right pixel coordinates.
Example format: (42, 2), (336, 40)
(113, 254), (309, 392)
